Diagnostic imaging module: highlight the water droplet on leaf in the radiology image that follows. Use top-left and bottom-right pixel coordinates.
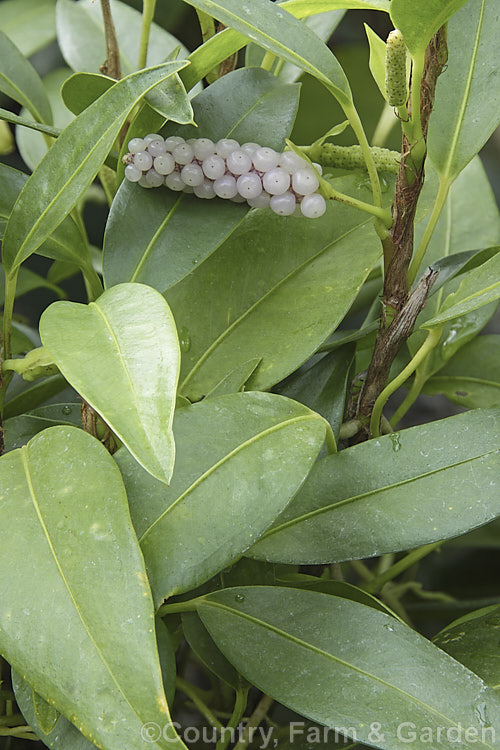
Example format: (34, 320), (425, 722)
(179, 327), (191, 353)
(390, 433), (402, 452)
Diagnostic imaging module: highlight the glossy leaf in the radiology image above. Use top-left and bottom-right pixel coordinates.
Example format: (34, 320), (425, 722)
(40, 283), (180, 484)
(205, 358), (261, 397)
(17, 67), (74, 171)
(166, 176), (381, 400)
(3, 375), (70, 420)
(0, 30), (52, 123)
(0, 0), (56, 57)
(423, 252), (500, 328)
(197, 586), (500, 750)
(56, 0), (189, 75)
(422, 335), (500, 409)
(0, 265), (64, 306)
(182, 613), (240, 688)
(390, 0), (470, 56)
(0, 162), (90, 272)
(179, 0), (352, 104)
(249, 408), (500, 564)
(428, 0), (500, 182)
(2, 61), (188, 274)
(274, 344), (355, 440)
(434, 605), (500, 689)
(364, 24), (387, 99)
(3, 404), (81, 452)
(105, 68), (299, 292)
(116, 392), (327, 603)
(0, 426), (185, 750)
(282, 0), (389, 11)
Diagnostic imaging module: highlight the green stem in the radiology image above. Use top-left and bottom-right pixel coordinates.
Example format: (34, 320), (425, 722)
(215, 687), (248, 750)
(372, 102), (398, 147)
(232, 695), (274, 750)
(370, 326), (443, 437)
(138, 0), (157, 70)
(363, 542), (443, 593)
(321, 180), (392, 226)
(176, 678), (223, 730)
(390, 364), (428, 427)
(1, 270), (18, 395)
(408, 177), (451, 285)
(157, 599), (198, 617)
(341, 101), (387, 239)
(82, 265), (104, 302)
(0, 108), (61, 138)
(260, 50), (276, 71)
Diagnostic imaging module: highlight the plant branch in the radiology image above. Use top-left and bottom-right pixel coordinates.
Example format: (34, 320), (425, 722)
(176, 678), (223, 730)
(215, 686), (248, 750)
(99, 0), (121, 79)
(363, 542), (443, 593)
(232, 694), (274, 750)
(138, 0), (157, 70)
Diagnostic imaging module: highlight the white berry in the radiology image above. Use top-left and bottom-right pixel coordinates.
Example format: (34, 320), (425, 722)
(164, 135), (185, 152)
(253, 147), (279, 172)
(213, 175), (238, 199)
(128, 137), (146, 154)
(241, 142), (260, 156)
(181, 162), (205, 187)
(300, 193), (327, 218)
(202, 154), (226, 180)
(173, 143), (195, 165)
(262, 167), (290, 195)
(193, 138), (216, 160)
(144, 133), (161, 145)
(216, 138), (240, 158)
(236, 173), (263, 199)
(153, 154), (175, 175)
(124, 164), (142, 182)
(143, 168), (164, 188)
(292, 168), (320, 195)
(133, 151), (153, 171)
(147, 138), (167, 157)
(165, 172), (185, 191)
(194, 180), (216, 199)
(270, 192), (296, 216)
(248, 192), (271, 209)
(226, 149), (253, 175)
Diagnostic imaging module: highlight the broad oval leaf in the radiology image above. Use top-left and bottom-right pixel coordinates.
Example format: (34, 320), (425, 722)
(0, 30), (52, 123)
(434, 605), (500, 689)
(422, 335), (500, 409)
(0, 163), (92, 271)
(248, 408), (500, 564)
(4, 404), (81, 452)
(0, 0), (56, 57)
(197, 586), (500, 750)
(116, 392), (327, 603)
(166, 176), (381, 400)
(0, 426), (185, 750)
(179, 0), (352, 104)
(104, 68), (299, 292)
(428, 0), (500, 183)
(40, 283), (180, 484)
(56, 0), (189, 75)
(2, 61), (188, 274)
(390, 0), (470, 57)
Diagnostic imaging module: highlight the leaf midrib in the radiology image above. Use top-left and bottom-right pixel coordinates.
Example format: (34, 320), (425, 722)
(260, 445), (499, 539)
(139, 413), (321, 543)
(180, 218), (372, 390)
(428, 375), (500, 389)
(201, 597), (496, 750)
(19, 448), (160, 746)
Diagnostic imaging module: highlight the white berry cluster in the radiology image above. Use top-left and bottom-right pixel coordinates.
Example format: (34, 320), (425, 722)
(123, 134), (327, 218)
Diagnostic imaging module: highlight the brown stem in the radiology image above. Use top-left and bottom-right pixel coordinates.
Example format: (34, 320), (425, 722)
(355, 28), (448, 436)
(99, 0), (122, 80)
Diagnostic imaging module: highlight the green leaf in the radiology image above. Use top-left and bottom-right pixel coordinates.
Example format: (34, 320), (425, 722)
(248, 408), (500, 564)
(16, 67), (74, 171)
(56, 0), (189, 75)
(4, 404), (81, 452)
(423, 252), (500, 328)
(274, 344), (355, 441)
(166, 176), (381, 400)
(0, 30), (52, 123)
(434, 605), (500, 690)
(0, 107), (60, 138)
(0, 265), (65, 306)
(422, 335), (500, 409)
(3, 375), (71, 420)
(0, 163), (92, 271)
(62, 71), (116, 115)
(197, 586), (500, 750)
(389, 0), (470, 57)
(13, 670), (95, 750)
(116, 392), (326, 603)
(104, 68), (299, 292)
(40, 283), (180, 484)
(32, 690), (60, 735)
(364, 24), (387, 99)
(205, 358), (262, 397)
(0, 426), (185, 750)
(428, 0), (500, 183)
(178, 0), (352, 104)
(2, 60), (188, 275)
(0, 0), (56, 57)
(182, 612), (240, 688)
(282, 0), (389, 11)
